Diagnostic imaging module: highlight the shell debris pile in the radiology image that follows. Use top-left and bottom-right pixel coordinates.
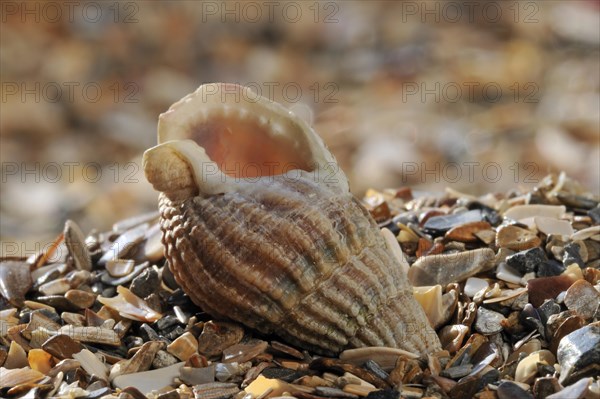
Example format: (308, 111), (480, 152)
(0, 174), (598, 398)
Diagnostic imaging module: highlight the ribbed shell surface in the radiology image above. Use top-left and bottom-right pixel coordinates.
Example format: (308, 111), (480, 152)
(160, 174), (440, 355)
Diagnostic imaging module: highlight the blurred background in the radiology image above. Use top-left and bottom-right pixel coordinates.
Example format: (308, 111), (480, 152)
(1, 1), (599, 252)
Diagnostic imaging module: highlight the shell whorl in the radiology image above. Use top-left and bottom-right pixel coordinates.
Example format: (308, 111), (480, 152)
(144, 83), (441, 356)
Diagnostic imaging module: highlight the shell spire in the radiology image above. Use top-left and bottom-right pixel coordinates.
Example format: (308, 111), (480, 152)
(143, 83), (441, 356)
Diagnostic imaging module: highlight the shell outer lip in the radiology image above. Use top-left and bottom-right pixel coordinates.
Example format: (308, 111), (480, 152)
(145, 83), (349, 196)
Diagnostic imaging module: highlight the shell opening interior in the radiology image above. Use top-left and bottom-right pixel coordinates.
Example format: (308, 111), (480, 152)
(190, 114), (315, 178)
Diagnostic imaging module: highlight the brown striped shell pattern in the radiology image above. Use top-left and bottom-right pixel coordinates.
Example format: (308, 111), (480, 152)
(143, 83), (441, 356)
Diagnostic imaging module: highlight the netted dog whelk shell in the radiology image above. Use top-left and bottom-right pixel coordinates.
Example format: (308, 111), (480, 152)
(143, 83), (441, 356)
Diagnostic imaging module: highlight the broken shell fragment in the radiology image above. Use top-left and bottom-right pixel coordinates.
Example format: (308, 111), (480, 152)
(167, 332), (198, 361)
(563, 280), (600, 320)
(64, 220), (92, 271)
(5, 341), (28, 369)
(106, 259), (135, 277)
(0, 260), (32, 307)
(515, 350), (556, 384)
(72, 349), (109, 381)
(0, 367), (44, 389)
(27, 348), (53, 374)
(496, 225), (541, 251)
(413, 285), (443, 328)
(112, 361), (185, 394)
(143, 83), (440, 356)
(97, 285), (162, 322)
(504, 205), (566, 221)
(339, 347), (418, 371)
(534, 217), (574, 237)
(109, 340), (163, 381)
(197, 321), (244, 357)
(194, 382), (241, 399)
(98, 223), (149, 265)
(408, 248), (495, 286)
(58, 325), (121, 346)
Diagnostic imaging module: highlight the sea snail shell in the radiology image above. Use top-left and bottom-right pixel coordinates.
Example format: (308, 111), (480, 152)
(143, 83), (441, 356)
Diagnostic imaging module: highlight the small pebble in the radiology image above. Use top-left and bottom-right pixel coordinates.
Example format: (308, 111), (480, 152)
(563, 242), (585, 268)
(86, 387), (112, 399)
(557, 322), (600, 384)
(555, 193), (598, 210)
(464, 278), (489, 298)
(34, 295), (80, 312)
(537, 260), (566, 277)
(440, 364), (472, 379)
(532, 377), (561, 398)
(497, 381), (534, 399)
(315, 386), (359, 398)
(546, 377), (593, 399)
(156, 315), (182, 332)
(537, 300), (562, 324)
(496, 262), (522, 284)
(506, 247), (547, 275)
(129, 267), (160, 299)
(64, 289), (96, 309)
(363, 360), (389, 381)
(156, 390), (180, 399)
(261, 367), (305, 383)
(588, 206), (600, 224)
(152, 350), (179, 369)
(197, 321), (244, 357)
(423, 210), (483, 234)
(474, 307), (505, 335)
(139, 323), (161, 342)
(365, 389), (400, 399)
